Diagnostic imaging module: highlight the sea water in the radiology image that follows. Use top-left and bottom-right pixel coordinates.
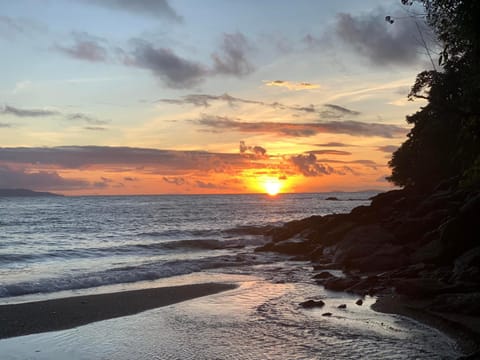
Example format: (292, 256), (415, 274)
(0, 193), (461, 359)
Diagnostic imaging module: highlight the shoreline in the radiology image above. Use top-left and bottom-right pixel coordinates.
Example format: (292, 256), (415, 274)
(0, 282), (236, 340)
(372, 294), (480, 357)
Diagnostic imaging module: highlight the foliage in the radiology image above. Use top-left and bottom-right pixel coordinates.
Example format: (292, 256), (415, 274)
(388, 0), (480, 188)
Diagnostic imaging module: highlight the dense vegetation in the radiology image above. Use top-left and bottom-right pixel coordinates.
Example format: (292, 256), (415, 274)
(388, 0), (480, 189)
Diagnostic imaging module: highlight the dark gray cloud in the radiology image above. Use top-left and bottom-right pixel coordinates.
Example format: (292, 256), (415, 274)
(377, 145), (399, 153)
(131, 40), (207, 88)
(162, 176), (185, 185)
(0, 16), (46, 39)
(128, 34), (253, 88)
(0, 165), (88, 190)
(302, 34), (324, 49)
(315, 142), (354, 147)
(323, 104), (361, 117)
(239, 141), (267, 157)
(307, 150), (352, 156)
(196, 115), (406, 138)
(84, 126), (107, 131)
(159, 93), (262, 108)
(158, 93), (359, 119)
(0, 122), (12, 128)
(1, 105), (59, 117)
(195, 180), (221, 189)
(0, 146), (250, 172)
(55, 32), (108, 62)
(315, 158), (379, 170)
(53, 31), (254, 88)
(124, 176), (138, 181)
(2, 104), (108, 128)
(67, 113), (109, 125)
(0, 16), (27, 38)
(211, 32), (254, 77)
(290, 153), (338, 177)
(93, 177), (114, 188)
(81, 0), (182, 21)
(334, 8), (430, 66)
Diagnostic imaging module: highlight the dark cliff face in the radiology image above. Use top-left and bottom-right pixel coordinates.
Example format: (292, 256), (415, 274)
(0, 189), (62, 197)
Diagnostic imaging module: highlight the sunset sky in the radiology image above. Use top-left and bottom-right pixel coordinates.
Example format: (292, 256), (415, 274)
(0, 0), (432, 195)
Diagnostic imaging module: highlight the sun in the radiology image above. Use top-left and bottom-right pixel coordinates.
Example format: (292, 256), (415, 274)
(264, 179), (281, 196)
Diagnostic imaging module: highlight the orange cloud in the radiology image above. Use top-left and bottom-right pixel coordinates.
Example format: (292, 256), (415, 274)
(0, 146), (390, 195)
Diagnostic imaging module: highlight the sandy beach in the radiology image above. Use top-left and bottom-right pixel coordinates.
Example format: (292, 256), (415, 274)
(0, 282), (236, 340)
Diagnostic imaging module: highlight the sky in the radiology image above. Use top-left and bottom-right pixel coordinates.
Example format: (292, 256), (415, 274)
(0, 0), (433, 195)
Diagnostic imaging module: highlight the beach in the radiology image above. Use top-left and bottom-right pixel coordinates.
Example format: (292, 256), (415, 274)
(0, 272), (462, 359)
(0, 283), (236, 339)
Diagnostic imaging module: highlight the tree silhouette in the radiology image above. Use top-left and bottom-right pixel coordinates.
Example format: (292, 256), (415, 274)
(388, 0), (480, 188)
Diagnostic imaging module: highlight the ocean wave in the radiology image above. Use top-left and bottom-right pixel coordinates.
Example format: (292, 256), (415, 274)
(0, 238), (267, 265)
(0, 254), (263, 298)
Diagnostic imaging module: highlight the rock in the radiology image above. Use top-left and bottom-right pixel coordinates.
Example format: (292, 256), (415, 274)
(393, 278), (454, 298)
(267, 216), (323, 243)
(388, 210), (449, 245)
(355, 299), (363, 306)
(322, 312), (332, 316)
(451, 246), (480, 283)
(457, 350), (480, 360)
(346, 244), (408, 272)
(411, 233), (447, 264)
(329, 225), (397, 265)
(430, 292), (480, 316)
(370, 190), (405, 208)
(326, 197), (339, 201)
(256, 235), (315, 255)
(313, 271), (334, 280)
(312, 263), (341, 270)
(337, 304), (347, 309)
(299, 299), (325, 308)
(344, 276), (381, 295)
(323, 276), (360, 292)
(349, 205), (376, 224)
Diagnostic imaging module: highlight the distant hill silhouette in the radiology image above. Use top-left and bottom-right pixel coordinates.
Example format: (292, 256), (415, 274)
(0, 189), (62, 197)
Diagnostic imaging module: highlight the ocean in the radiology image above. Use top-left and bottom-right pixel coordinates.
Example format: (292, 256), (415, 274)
(0, 193), (461, 359)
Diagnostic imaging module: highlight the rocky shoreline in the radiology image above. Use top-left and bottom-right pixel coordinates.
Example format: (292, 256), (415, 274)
(256, 182), (480, 357)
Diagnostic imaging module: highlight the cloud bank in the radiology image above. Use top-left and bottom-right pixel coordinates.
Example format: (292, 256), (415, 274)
(196, 115), (406, 138)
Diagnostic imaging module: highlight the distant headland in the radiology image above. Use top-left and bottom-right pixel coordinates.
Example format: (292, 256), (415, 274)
(0, 189), (62, 197)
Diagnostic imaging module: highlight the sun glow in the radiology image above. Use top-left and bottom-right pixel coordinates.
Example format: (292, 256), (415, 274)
(264, 179), (281, 196)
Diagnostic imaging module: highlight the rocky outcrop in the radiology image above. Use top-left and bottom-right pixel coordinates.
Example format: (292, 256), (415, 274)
(256, 183), (480, 323)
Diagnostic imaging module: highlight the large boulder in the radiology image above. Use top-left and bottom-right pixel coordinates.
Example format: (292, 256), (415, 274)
(346, 244), (408, 272)
(323, 276), (360, 292)
(325, 225), (396, 265)
(255, 235), (314, 255)
(451, 246), (480, 283)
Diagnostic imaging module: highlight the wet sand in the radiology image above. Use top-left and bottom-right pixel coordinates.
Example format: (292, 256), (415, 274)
(372, 294), (480, 356)
(0, 282), (236, 339)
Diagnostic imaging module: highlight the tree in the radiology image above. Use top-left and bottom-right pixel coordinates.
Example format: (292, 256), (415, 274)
(388, 0), (480, 188)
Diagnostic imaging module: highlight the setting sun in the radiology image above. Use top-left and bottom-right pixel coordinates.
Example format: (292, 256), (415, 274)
(264, 179), (281, 196)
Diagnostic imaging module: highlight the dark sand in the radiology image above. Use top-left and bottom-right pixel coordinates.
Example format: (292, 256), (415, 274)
(0, 282), (236, 339)
(373, 294), (480, 356)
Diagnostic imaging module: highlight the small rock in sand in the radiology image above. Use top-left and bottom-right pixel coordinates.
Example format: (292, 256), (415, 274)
(355, 299), (363, 306)
(337, 304), (347, 309)
(299, 299), (325, 308)
(322, 312), (332, 316)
